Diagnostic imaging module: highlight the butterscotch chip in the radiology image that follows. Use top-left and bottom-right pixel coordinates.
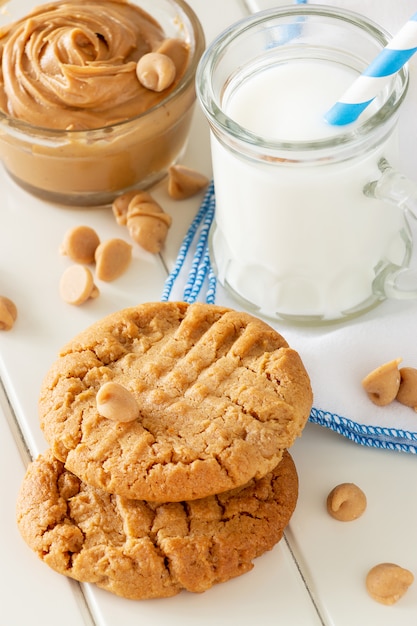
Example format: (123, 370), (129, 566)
(326, 483), (367, 521)
(0, 295), (17, 330)
(361, 358), (402, 406)
(111, 190), (139, 226)
(168, 165), (209, 199)
(59, 265), (99, 306)
(59, 225), (100, 264)
(136, 52), (176, 92)
(16, 449), (298, 600)
(397, 367), (417, 410)
(39, 302), (312, 501)
(126, 192), (172, 253)
(366, 563), (414, 605)
(94, 238), (132, 281)
(96, 381), (140, 423)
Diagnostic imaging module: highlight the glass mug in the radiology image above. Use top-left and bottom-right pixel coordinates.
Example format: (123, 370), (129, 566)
(196, 6), (417, 324)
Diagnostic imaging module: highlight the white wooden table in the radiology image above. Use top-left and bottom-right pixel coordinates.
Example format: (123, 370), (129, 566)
(1, 1), (416, 625)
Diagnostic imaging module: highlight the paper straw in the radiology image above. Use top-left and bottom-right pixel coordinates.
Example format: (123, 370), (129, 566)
(325, 12), (417, 126)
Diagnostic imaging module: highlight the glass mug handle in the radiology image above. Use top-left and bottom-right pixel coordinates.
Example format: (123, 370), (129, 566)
(364, 157), (417, 300)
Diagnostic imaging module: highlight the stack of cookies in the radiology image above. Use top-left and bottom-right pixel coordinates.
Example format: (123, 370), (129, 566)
(16, 302), (313, 600)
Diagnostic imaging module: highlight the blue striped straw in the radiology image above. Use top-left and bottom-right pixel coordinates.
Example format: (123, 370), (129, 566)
(161, 181), (215, 303)
(325, 12), (417, 126)
(183, 192), (215, 302)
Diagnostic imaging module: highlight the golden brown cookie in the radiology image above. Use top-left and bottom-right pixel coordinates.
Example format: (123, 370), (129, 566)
(17, 449), (298, 599)
(39, 302), (312, 501)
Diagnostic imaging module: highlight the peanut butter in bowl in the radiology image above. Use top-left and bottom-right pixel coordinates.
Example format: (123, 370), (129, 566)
(0, 0), (205, 205)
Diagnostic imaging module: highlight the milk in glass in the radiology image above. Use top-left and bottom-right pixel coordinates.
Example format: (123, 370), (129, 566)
(210, 58), (407, 320)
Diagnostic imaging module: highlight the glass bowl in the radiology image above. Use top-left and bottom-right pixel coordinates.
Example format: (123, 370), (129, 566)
(0, 0), (205, 206)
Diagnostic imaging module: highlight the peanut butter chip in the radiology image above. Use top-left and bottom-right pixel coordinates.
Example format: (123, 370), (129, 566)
(111, 190), (140, 226)
(94, 238), (132, 281)
(126, 192), (172, 253)
(397, 367), (417, 410)
(59, 265), (99, 305)
(326, 483), (367, 521)
(136, 52), (176, 92)
(59, 225), (100, 264)
(0, 295), (17, 330)
(96, 382), (140, 422)
(168, 165), (209, 200)
(366, 563), (414, 605)
(361, 358), (402, 406)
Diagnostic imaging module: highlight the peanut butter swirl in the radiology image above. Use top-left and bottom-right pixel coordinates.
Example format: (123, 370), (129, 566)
(0, 0), (189, 130)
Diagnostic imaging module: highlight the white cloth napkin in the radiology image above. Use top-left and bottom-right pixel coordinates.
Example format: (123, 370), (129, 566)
(162, 183), (417, 454)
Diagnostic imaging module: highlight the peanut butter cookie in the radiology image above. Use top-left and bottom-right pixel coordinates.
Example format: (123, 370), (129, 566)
(17, 449), (299, 599)
(39, 302), (312, 501)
